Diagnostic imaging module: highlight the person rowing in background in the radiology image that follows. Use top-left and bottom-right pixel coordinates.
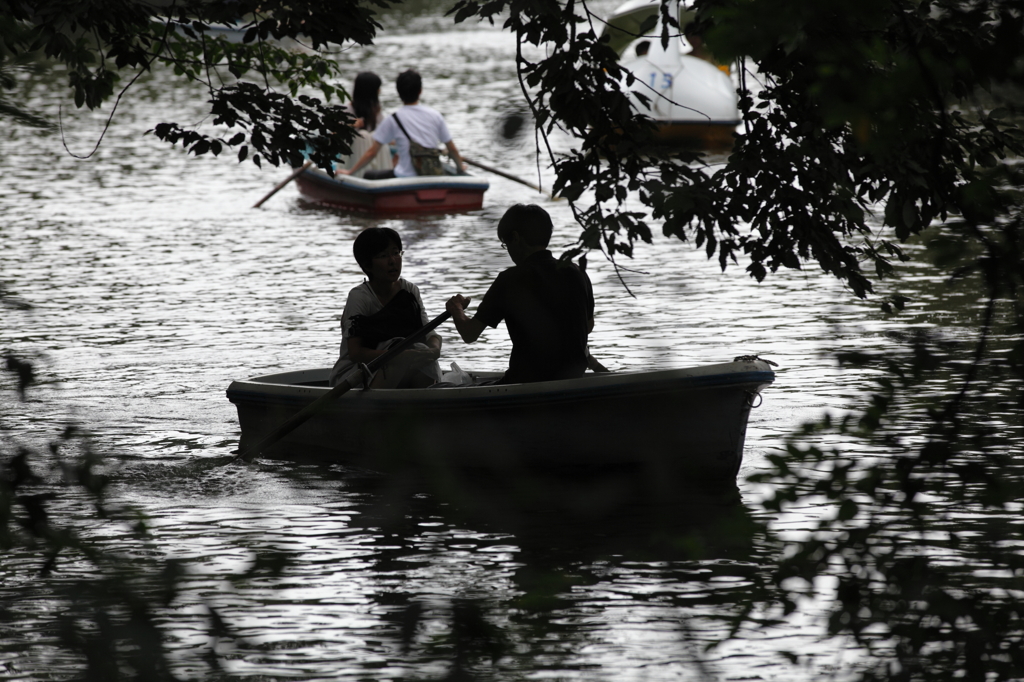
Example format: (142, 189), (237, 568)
(445, 204), (608, 384)
(339, 69), (466, 180)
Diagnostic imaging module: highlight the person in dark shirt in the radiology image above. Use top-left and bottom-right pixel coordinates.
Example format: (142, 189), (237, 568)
(445, 204), (606, 384)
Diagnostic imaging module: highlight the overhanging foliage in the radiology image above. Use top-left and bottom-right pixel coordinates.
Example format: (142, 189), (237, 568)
(0, 0), (400, 168)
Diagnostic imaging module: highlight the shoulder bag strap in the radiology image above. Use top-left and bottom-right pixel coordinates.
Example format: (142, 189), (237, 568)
(391, 112), (419, 147)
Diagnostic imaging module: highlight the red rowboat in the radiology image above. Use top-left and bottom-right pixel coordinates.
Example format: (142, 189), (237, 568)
(295, 165), (489, 214)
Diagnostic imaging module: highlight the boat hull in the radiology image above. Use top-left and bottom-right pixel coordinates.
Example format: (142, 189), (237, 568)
(226, 360), (774, 491)
(651, 121), (737, 151)
(295, 167), (488, 214)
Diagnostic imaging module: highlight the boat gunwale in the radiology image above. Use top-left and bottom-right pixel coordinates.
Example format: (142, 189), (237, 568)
(656, 119), (742, 127)
(226, 364), (776, 410)
(298, 167), (490, 195)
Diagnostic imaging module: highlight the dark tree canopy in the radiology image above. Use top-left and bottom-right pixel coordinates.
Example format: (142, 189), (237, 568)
(450, 0), (1024, 302)
(0, 0), (401, 169)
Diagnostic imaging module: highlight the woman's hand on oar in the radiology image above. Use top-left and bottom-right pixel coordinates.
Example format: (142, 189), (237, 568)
(460, 157), (558, 200)
(228, 311), (452, 464)
(253, 160), (313, 208)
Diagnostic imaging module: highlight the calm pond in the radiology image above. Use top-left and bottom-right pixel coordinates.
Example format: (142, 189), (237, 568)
(2, 3), (1021, 681)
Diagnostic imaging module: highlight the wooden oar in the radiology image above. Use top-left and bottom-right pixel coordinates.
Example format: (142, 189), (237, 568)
(231, 311), (452, 464)
(253, 160), (313, 208)
(461, 157), (556, 199)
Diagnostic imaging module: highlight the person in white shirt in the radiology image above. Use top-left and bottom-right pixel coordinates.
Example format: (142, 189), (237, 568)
(329, 227), (442, 388)
(339, 69), (466, 179)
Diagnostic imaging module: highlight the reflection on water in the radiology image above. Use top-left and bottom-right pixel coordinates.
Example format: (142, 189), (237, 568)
(2, 5), (1020, 681)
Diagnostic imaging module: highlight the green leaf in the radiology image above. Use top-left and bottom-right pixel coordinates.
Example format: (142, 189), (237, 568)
(901, 199), (916, 231)
(837, 499), (858, 521)
(975, 150), (997, 168)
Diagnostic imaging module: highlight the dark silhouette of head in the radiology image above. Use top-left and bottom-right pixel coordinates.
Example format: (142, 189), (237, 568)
(497, 204), (553, 249)
(352, 71), (382, 131)
(396, 69), (422, 105)
(500, 113), (525, 140)
(353, 227), (402, 277)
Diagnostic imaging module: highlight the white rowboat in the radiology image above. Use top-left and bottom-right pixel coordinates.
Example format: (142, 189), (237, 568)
(226, 359), (775, 491)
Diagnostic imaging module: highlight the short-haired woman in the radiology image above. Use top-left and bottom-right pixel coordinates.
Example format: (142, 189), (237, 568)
(329, 227), (442, 388)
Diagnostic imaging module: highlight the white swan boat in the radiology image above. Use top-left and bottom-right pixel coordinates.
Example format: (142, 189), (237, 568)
(601, 0), (741, 150)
